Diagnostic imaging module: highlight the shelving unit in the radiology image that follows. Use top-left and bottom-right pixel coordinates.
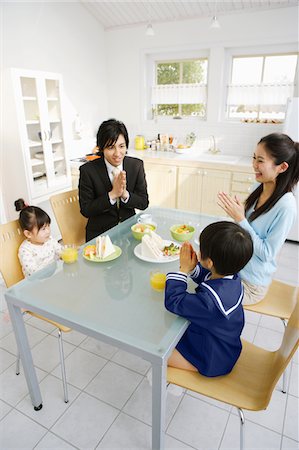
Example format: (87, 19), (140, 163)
(11, 68), (71, 203)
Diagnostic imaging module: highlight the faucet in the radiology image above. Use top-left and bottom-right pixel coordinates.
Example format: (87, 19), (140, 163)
(208, 135), (221, 154)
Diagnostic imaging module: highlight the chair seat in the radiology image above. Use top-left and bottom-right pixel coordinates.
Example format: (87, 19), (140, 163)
(26, 311), (72, 333)
(244, 280), (298, 319)
(167, 340), (276, 412)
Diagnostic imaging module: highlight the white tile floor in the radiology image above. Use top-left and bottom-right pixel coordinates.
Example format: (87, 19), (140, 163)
(0, 241), (298, 450)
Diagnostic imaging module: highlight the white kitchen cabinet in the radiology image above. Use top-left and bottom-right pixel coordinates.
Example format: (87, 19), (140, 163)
(177, 166), (231, 215)
(230, 170), (255, 203)
(11, 68), (71, 204)
(144, 162), (177, 208)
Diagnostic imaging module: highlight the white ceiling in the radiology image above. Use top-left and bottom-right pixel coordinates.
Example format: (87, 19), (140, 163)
(80, 0), (298, 31)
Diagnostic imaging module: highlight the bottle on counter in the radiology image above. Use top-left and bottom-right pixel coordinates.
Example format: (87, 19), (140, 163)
(135, 135), (145, 150)
(151, 140), (156, 151)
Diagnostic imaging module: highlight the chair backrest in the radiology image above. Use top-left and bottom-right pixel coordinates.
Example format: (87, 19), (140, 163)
(270, 297), (299, 390)
(50, 189), (87, 246)
(0, 220), (25, 288)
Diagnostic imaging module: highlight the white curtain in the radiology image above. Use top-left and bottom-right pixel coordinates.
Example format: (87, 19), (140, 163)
(227, 83), (294, 106)
(151, 83), (207, 105)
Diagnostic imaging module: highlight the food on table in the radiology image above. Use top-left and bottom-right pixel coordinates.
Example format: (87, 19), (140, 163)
(163, 242), (180, 256)
(141, 230), (180, 260)
(141, 230), (164, 260)
(133, 223), (155, 233)
(83, 236), (115, 260)
(170, 224), (195, 242)
(174, 224), (191, 234)
(83, 245), (96, 257)
(131, 222), (157, 240)
(96, 235), (115, 259)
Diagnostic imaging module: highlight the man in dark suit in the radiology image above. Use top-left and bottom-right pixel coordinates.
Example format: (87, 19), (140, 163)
(79, 119), (149, 242)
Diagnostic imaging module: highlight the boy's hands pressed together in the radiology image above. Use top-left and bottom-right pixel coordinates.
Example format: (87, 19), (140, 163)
(179, 242), (198, 274)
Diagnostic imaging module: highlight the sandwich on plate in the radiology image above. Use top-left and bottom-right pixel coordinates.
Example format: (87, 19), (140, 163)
(96, 235), (115, 259)
(141, 230), (164, 260)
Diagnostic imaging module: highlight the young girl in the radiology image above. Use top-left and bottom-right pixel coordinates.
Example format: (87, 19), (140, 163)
(218, 133), (299, 305)
(15, 198), (62, 277)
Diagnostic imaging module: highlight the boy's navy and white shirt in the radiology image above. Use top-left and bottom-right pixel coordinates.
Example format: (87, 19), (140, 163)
(165, 263), (244, 377)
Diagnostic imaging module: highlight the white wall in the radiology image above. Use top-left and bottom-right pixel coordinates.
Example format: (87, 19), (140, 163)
(0, 1), (107, 224)
(105, 6), (298, 156)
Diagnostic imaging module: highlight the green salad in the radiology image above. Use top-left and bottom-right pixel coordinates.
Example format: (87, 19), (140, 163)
(163, 243), (180, 256)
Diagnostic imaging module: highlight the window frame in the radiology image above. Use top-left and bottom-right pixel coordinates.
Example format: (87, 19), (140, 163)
(154, 57), (208, 119)
(143, 48), (209, 123)
(224, 43), (298, 123)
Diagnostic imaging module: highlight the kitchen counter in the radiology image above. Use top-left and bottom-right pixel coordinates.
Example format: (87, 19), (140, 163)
(127, 149), (252, 167)
(71, 149), (252, 170)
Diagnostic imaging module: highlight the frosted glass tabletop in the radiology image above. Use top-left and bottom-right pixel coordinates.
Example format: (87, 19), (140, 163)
(7, 207), (219, 360)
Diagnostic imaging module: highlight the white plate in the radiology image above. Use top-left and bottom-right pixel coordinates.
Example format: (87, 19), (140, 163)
(134, 240), (180, 263)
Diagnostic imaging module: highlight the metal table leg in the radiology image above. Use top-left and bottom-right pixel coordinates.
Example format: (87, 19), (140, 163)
(151, 360), (167, 450)
(6, 299), (43, 410)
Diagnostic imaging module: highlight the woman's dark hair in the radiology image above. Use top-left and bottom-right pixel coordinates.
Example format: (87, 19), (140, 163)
(14, 198), (51, 232)
(96, 118), (129, 151)
(199, 221), (253, 276)
(245, 133), (299, 222)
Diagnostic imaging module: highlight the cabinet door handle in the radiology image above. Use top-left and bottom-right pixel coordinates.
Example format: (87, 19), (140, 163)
(247, 177), (253, 181)
(168, 169), (173, 173)
(197, 170), (201, 175)
(203, 171), (208, 176)
(43, 131), (47, 141)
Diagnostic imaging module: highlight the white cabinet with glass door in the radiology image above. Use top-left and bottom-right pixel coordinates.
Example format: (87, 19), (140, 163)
(12, 69), (71, 203)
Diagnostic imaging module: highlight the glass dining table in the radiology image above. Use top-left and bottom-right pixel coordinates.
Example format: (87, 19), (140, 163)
(5, 207), (220, 449)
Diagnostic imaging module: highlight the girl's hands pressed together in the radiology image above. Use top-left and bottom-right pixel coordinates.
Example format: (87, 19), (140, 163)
(179, 242), (198, 274)
(217, 191), (245, 222)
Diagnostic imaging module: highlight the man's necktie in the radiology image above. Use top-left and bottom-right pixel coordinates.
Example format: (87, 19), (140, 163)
(112, 168), (121, 209)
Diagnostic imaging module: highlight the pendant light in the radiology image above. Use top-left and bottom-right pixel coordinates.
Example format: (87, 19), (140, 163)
(210, 16), (220, 28)
(210, 2), (220, 28)
(145, 3), (155, 36)
(146, 23), (155, 36)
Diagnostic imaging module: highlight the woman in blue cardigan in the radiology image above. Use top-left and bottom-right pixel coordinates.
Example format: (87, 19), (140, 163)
(218, 133), (299, 305)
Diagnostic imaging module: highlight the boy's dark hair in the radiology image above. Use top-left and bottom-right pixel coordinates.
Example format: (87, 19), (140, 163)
(199, 221), (253, 276)
(96, 118), (129, 151)
(14, 198), (51, 232)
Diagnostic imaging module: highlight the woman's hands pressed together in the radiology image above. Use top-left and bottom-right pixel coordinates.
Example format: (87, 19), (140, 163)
(179, 242), (198, 274)
(217, 191), (245, 222)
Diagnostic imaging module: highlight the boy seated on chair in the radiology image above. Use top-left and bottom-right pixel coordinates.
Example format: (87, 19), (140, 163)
(165, 221), (253, 377)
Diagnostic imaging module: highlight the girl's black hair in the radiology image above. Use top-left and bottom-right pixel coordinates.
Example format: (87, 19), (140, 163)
(199, 221), (253, 276)
(96, 118), (129, 151)
(14, 198), (51, 232)
(245, 133), (299, 222)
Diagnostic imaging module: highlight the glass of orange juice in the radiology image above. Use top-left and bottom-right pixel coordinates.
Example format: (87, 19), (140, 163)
(61, 244), (78, 264)
(150, 271), (166, 291)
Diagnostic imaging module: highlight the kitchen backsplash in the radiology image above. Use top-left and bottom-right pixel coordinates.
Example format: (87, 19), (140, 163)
(67, 121), (283, 159)
(128, 121), (283, 157)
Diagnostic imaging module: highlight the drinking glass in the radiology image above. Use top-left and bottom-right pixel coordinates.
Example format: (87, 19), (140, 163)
(61, 244), (78, 264)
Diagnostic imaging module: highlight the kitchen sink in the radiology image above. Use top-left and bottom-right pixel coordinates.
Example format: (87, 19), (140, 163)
(196, 154), (240, 164)
(177, 152), (240, 164)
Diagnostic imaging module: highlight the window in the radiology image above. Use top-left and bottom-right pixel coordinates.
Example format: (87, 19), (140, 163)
(227, 53), (298, 122)
(151, 59), (208, 119)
